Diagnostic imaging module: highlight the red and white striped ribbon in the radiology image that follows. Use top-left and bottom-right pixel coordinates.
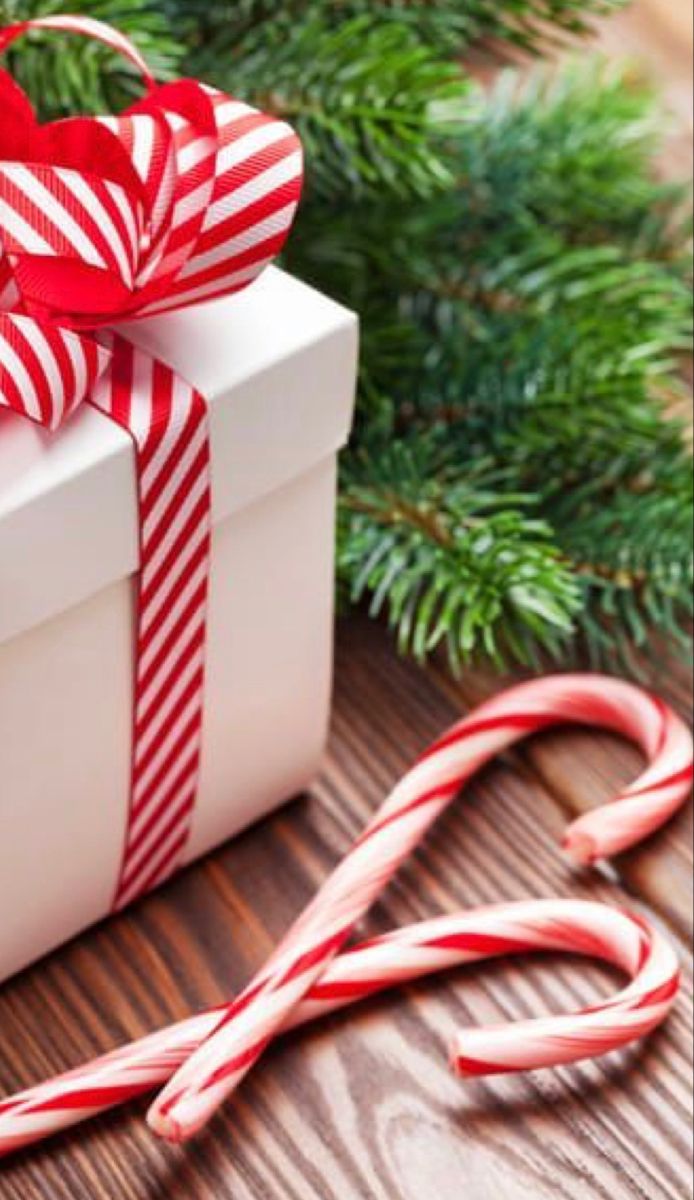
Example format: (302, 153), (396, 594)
(90, 337), (213, 908)
(144, 674), (692, 1142)
(0, 17), (303, 907)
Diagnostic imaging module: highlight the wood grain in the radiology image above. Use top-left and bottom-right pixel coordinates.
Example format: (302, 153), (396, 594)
(0, 616), (691, 1200)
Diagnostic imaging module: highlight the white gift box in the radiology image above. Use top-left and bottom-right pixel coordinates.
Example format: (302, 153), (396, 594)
(0, 267), (358, 983)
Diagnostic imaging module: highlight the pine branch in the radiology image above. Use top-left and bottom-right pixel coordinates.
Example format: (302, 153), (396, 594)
(285, 61), (692, 434)
(339, 436), (579, 671)
(191, 15), (467, 201)
(287, 60), (692, 295)
(323, 0), (628, 52)
(295, 58), (693, 673)
(564, 478), (694, 672)
(456, 61), (689, 247)
(0, 0), (184, 118)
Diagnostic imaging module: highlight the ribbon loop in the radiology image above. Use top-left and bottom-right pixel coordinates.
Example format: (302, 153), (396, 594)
(0, 15), (157, 91)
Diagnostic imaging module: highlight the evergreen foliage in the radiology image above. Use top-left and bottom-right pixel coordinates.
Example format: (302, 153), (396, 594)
(4, 0), (692, 674)
(194, 15), (468, 202)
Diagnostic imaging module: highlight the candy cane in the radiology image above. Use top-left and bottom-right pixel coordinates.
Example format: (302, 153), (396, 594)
(146, 674), (692, 1142)
(0, 901), (679, 1158)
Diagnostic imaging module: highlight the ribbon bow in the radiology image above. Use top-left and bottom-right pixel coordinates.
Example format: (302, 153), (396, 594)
(0, 14), (303, 428)
(0, 16), (303, 907)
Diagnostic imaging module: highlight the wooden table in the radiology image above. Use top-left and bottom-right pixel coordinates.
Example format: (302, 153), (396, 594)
(0, 615), (691, 1199)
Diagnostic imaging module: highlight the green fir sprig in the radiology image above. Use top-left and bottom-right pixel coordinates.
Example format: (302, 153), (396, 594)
(339, 437), (580, 670)
(192, 15), (468, 202)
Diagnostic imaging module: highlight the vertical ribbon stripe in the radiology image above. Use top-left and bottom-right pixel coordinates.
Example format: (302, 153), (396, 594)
(91, 338), (211, 907)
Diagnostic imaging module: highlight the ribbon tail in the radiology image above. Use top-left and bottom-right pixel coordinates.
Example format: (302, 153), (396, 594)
(89, 335), (212, 907)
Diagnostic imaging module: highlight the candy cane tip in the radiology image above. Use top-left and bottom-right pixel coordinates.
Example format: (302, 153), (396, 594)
(146, 1107), (186, 1144)
(449, 1037), (494, 1079)
(561, 830), (599, 867)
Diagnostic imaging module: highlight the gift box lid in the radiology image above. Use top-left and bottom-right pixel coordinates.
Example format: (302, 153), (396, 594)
(0, 268), (358, 645)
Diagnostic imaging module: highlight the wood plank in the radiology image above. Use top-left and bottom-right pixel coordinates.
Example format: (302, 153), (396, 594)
(0, 617), (690, 1199)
